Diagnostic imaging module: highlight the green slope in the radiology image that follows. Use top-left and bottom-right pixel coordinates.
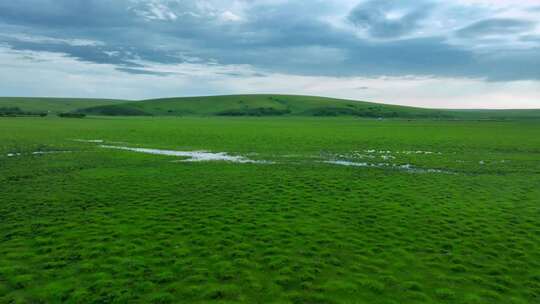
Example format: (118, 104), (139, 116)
(77, 94), (453, 118)
(0, 97), (128, 114)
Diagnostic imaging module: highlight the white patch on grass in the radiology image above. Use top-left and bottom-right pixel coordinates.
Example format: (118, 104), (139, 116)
(32, 151), (72, 155)
(401, 150), (439, 155)
(326, 160), (370, 167)
(99, 145), (269, 163)
(6, 151), (74, 157)
(362, 149), (442, 155)
(73, 139), (104, 143)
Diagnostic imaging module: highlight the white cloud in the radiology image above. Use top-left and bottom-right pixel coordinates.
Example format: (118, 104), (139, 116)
(131, 0), (246, 22)
(104, 51), (121, 57)
(132, 1), (178, 21)
(220, 10), (242, 22)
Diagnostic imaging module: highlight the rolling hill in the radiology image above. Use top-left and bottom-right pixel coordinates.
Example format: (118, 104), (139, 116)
(1, 95), (539, 120)
(78, 94), (540, 120)
(75, 95), (455, 118)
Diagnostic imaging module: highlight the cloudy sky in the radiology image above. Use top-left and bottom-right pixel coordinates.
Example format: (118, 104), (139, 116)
(1, 0), (539, 108)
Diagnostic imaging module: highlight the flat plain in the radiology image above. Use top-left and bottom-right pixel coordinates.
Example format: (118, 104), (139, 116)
(1, 114), (540, 303)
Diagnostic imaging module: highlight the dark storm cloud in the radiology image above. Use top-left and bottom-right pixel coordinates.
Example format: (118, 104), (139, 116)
(116, 67), (175, 76)
(348, 0), (434, 38)
(4, 39), (138, 67)
(0, 0), (539, 81)
(456, 18), (536, 38)
(521, 35), (540, 43)
(0, 0), (135, 27)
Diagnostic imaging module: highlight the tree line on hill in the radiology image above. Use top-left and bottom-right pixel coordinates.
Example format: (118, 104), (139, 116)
(0, 107), (47, 117)
(0, 107), (86, 118)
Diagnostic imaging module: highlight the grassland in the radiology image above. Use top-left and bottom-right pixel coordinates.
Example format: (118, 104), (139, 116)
(1, 115), (540, 303)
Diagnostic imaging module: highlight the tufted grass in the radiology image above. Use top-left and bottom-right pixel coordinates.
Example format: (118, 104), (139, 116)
(0, 116), (539, 303)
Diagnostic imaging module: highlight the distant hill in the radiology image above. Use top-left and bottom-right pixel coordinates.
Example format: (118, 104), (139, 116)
(0, 97), (128, 114)
(76, 95), (454, 118)
(2, 95), (539, 120)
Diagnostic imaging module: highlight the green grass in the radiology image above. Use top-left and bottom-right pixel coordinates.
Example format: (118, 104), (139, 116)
(1, 116), (540, 303)
(0, 97), (128, 114)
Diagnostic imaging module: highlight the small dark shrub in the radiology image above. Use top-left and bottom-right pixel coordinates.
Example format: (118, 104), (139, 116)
(78, 105), (150, 116)
(58, 113), (86, 118)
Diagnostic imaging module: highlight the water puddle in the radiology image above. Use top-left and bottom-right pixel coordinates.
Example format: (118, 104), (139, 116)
(99, 145), (269, 163)
(360, 149), (442, 155)
(326, 160), (371, 167)
(325, 160), (452, 174)
(73, 139), (104, 143)
(32, 151), (72, 155)
(6, 151), (72, 157)
(67, 139), (453, 171)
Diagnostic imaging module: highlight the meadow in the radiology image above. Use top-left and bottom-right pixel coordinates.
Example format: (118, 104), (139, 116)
(1, 116), (540, 303)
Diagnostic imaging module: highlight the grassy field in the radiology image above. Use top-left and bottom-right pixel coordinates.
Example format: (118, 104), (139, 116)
(1, 115), (539, 303)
